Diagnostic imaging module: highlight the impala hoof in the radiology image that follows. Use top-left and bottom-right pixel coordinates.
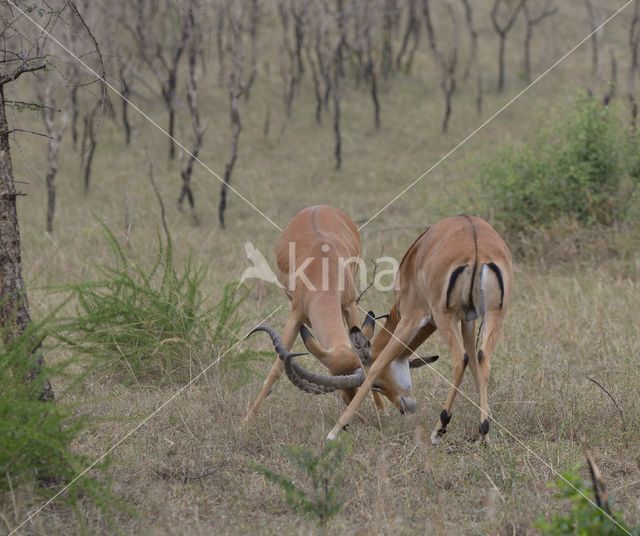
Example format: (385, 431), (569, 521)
(431, 430), (442, 445)
(326, 428), (340, 441)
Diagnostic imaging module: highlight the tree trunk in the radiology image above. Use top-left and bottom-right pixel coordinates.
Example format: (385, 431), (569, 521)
(498, 34), (506, 91)
(0, 87), (53, 400)
(524, 24), (533, 83)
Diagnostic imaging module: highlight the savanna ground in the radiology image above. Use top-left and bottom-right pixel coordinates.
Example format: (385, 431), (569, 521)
(3, 0), (640, 534)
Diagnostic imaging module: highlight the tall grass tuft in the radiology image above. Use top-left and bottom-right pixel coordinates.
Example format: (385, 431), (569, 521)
(57, 222), (249, 384)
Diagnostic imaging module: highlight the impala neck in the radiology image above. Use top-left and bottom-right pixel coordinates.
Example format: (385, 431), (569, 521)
(307, 293), (350, 351)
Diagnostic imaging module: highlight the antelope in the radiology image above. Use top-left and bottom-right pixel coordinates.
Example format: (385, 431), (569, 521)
(245, 205), (378, 417)
(326, 215), (513, 444)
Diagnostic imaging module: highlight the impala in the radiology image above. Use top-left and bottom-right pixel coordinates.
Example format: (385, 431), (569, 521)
(245, 205), (379, 417)
(326, 215), (513, 443)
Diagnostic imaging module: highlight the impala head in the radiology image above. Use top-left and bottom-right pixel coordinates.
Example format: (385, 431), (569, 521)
(369, 313), (438, 415)
(249, 312), (376, 399)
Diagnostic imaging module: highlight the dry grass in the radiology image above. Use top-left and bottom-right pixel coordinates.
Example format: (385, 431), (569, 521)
(3, 0), (640, 534)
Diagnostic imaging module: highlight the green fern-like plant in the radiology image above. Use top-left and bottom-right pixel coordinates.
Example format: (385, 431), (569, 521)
(0, 318), (126, 527)
(254, 439), (351, 533)
(536, 467), (639, 536)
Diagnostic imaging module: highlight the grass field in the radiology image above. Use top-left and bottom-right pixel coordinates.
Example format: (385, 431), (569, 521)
(3, 0), (640, 534)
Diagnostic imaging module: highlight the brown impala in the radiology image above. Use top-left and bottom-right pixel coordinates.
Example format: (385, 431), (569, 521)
(245, 205), (381, 417)
(326, 215), (513, 444)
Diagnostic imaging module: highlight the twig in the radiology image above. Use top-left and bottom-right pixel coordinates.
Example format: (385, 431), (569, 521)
(586, 376), (625, 430)
(5, 100), (60, 112)
(356, 252), (383, 305)
(5, 128), (53, 139)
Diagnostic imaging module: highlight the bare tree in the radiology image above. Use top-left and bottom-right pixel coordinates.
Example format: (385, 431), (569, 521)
(491, 0), (525, 92)
(602, 48), (617, 106)
(332, 2), (345, 169)
(423, 0), (460, 133)
(216, 2), (226, 86)
(380, 0), (397, 78)
(522, 0), (557, 83)
(107, 1), (138, 145)
(278, 0), (307, 118)
(396, 0), (421, 73)
(35, 71), (66, 233)
(629, 0), (640, 129)
(243, 0), (260, 100)
(584, 0), (600, 78)
(219, 1), (251, 228)
(125, 0), (189, 160)
(178, 3), (206, 225)
(460, 0), (478, 81)
(0, 3), (73, 400)
(354, 1), (381, 129)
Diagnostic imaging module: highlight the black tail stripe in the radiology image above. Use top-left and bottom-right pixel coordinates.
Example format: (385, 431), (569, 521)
(486, 262), (505, 309)
(446, 264), (468, 310)
(461, 215), (478, 311)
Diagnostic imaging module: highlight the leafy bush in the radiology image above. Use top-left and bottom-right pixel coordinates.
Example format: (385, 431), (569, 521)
(254, 439), (350, 532)
(57, 223), (249, 383)
(537, 467), (639, 535)
(480, 93), (639, 233)
(0, 320), (117, 518)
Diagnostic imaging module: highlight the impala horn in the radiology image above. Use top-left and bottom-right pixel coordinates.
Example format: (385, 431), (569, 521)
(249, 324), (364, 394)
(297, 325), (366, 390)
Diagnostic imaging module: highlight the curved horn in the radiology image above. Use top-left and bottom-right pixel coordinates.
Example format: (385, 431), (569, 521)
(249, 324), (327, 393)
(287, 350), (366, 390)
(249, 324), (364, 393)
(248, 324), (291, 360)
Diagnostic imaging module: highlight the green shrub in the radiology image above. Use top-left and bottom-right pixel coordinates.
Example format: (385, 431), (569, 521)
(253, 439), (350, 533)
(537, 466), (639, 535)
(57, 223), (250, 384)
(480, 93), (638, 233)
(0, 320), (119, 520)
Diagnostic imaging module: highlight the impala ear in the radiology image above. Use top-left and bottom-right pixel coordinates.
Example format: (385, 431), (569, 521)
(409, 355), (439, 368)
(360, 311), (375, 339)
(300, 325), (328, 358)
(348, 326), (372, 366)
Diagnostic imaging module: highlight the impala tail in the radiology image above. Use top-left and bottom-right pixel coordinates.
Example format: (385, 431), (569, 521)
(447, 261), (505, 321)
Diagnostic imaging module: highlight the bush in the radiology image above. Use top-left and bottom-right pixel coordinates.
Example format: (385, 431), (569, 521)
(253, 439), (350, 532)
(536, 466), (639, 535)
(0, 320), (118, 519)
(480, 94), (639, 233)
(57, 223), (250, 384)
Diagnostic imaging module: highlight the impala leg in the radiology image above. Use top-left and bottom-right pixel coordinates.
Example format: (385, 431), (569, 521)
(431, 313), (468, 445)
(476, 311), (504, 442)
(326, 317), (422, 441)
(244, 313), (300, 420)
(461, 320), (478, 394)
(372, 391), (385, 410)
